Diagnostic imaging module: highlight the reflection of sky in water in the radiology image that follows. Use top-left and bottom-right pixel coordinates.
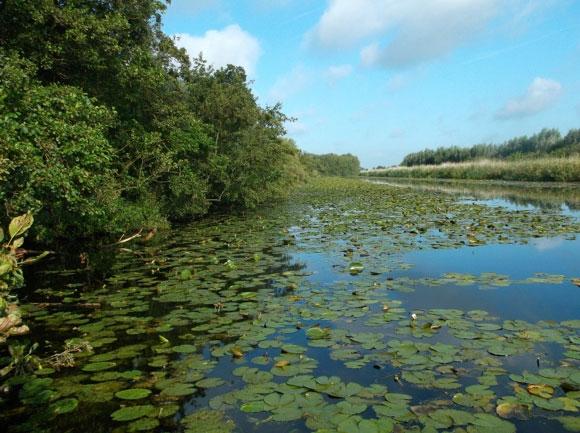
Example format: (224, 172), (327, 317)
(460, 197), (579, 219)
(292, 235), (579, 323)
(402, 237), (579, 322)
(369, 178), (580, 218)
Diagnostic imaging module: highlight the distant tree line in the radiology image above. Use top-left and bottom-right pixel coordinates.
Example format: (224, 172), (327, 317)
(0, 1), (321, 242)
(401, 128), (580, 167)
(300, 152), (361, 176)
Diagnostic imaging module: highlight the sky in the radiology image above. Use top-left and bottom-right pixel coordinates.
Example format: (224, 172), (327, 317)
(162, 0), (580, 167)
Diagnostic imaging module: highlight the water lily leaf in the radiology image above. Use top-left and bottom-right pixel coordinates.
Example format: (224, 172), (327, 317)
(281, 344), (307, 354)
(307, 326), (330, 340)
(349, 262), (364, 275)
(527, 384), (555, 399)
(241, 401), (269, 413)
(111, 405), (156, 422)
(172, 344), (197, 354)
(470, 413), (516, 433)
(533, 397), (565, 411)
(337, 400), (367, 415)
(160, 383), (196, 397)
(557, 416), (580, 432)
(50, 398), (78, 415)
(115, 389), (152, 400)
(271, 406), (303, 421)
(82, 362), (117, 372)
(128, 417), (159, 432)
(181, 410), (235, 433)
(196, 378), (225, 388)
(496, 402), (529, 419)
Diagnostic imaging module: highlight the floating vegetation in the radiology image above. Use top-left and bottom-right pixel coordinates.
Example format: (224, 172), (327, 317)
(1, 178), (579, 432)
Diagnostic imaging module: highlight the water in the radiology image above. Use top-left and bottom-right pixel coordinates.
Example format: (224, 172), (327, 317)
(2, 178), (579, 433)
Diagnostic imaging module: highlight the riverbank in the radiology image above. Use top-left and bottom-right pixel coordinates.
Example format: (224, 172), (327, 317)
(364, 157), (580, 182)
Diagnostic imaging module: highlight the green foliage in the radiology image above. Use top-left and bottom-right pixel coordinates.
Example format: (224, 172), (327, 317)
(0, 51), (123, 240)
(401, 128), (580, 167)
(0, 2), (311, 241)
(0, 213), (47, 347)
(300, 152), (361, 176)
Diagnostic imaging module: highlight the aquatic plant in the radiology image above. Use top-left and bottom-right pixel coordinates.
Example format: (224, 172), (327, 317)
(364, 157), (580, 182)
(1, 178), (579, 433)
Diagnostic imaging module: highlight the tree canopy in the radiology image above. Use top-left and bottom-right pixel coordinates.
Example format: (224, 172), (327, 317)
(0, 0), (318, 241)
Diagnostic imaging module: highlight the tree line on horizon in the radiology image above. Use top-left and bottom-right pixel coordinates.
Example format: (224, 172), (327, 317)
(0, 1), (357, 243)
(400, 128), (580, 167)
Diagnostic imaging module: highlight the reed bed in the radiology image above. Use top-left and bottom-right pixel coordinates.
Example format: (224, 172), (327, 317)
(364, 157), (580, 182)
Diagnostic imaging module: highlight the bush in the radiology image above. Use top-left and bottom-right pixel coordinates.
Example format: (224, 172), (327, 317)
(0, 52), (128, 240)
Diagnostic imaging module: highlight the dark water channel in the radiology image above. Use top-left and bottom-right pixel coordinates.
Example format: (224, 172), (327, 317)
(3, 179), (579, 433)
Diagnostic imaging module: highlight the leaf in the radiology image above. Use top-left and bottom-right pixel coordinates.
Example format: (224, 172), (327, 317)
(172, 344), (197, 354)
(496, 402), (528, 419)
(349, 262), (364, 275)
(306, 326), (329, 340)
(111, 405), (156, 422)
(240, 401), (268, 413)
(50, 398), (79, 415)
(161, 383), (196, 397)
(527, 384), (555, 399)
(230, 347), (244, 358)
(82, 361), (117, 372)
(557, 416), (580, 432)
(281, 344), (306, 354)
(9, 213), (33, 239)
(115, 388), (152, 400)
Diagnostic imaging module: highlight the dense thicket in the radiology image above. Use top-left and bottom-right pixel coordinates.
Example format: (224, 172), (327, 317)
(0, 0), (307, 241)
(300, 152), (360, 176)
(401, 128), (580, 167)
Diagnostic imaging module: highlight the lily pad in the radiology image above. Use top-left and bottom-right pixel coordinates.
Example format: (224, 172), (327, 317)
(111, 405), (156, 422)
(115, 388), (152, 400)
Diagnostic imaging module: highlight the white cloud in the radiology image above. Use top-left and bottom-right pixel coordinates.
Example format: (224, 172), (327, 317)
(174, 25), (261, 76)
(386, 73), (408, 92)
(268, 65), (311, 103)
(326, 64), (353, 83)
(308, 0), (500, 68)
(496, 77), (562, 119)
(306, 0), (398, 49)
(361, 43), (381, 67)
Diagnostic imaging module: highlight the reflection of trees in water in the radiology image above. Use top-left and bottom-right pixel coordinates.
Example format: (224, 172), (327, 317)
(371, 179), (580, 211)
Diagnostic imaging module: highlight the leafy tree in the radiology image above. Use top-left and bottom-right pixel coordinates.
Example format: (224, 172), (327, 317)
(0, 51), (125, 240)
(0, 1), (312, 241)
(300, 153), (361, 176)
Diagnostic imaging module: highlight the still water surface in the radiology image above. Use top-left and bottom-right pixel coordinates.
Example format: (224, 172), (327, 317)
(4, 178), (579, 433)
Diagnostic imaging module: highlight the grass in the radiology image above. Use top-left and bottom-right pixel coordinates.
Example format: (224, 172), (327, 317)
(363, 157), (580, 182)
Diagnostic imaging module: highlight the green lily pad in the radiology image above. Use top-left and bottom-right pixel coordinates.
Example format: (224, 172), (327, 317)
(111, 405), (156, 422)
(50, 398), (79, 415)
(82, 361), (117, 372)
(115, 388), (152, 400)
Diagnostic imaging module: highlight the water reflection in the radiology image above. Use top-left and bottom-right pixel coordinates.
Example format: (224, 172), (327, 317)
(369, 178), (580, 215)
(401, 236), (579, 322)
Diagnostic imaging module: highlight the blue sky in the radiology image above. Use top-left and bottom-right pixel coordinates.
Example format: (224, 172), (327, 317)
(162, 0), (580, 167)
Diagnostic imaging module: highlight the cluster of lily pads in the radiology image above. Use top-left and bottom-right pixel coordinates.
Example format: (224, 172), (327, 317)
(1, 178), (579, 433)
